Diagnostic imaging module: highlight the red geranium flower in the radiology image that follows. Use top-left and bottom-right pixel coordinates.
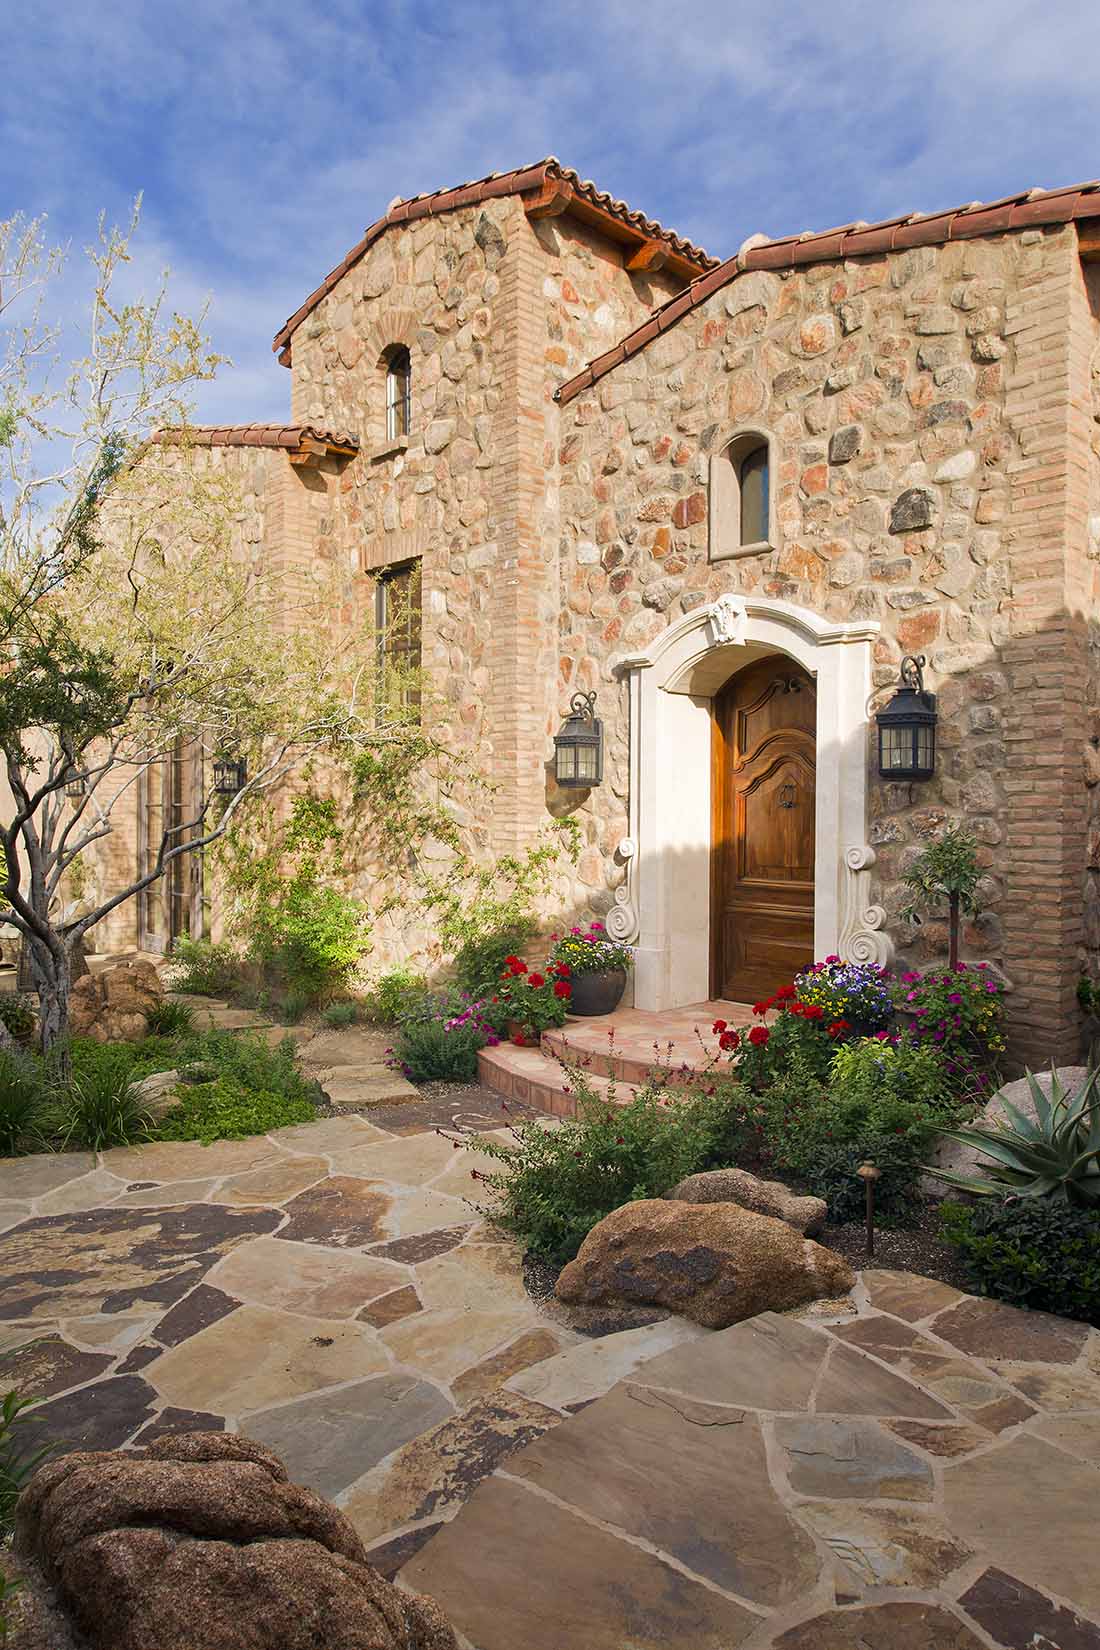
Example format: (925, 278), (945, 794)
(712, 1019), (727, 1033)
(775, 984), (796, 1001)
(788, 1001), (803, 1016)
(748, 1025), (770, 1047)
(509, 962), (527, 976)
(827, 1019), (850, 1038)
(553, 981), (571, 999)
(555, 962), (571, 977)
(504, 955), (522, 968)
(528, 973), (545, 989)
(719, 1030), (739, 1051)
(752, 1000), (770, 1017)
(801, 1003), (824, 1020)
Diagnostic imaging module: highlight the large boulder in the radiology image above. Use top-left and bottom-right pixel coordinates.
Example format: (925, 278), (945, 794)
(12, 1431), (456, 1650)
(924, 1066), (1089, 1195)
(68, 960), (164, 1044)
(555, 1199), (854, 1330)
(666, 1168), (827, 1235)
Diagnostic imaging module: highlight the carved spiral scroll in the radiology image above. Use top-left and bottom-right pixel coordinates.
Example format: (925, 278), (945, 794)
(605, 837), (640, 944)
(839, 844), (894, 968)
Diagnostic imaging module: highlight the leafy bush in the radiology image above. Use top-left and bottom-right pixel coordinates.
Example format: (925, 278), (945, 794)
(222, 796), (370, 1002)
(427, 826), (580, 974)
(476, 1075), (747, 1263)
(737, 1041), (947, 1224)
(829, 1034), (955, 1116)
(366, 968), (429, 1023)
(0, 1389), (55, 1538)
(454, 921), (537, 997)
(731, 998), (840, 1089)
(927, 1065), (1100, 1205)
(943, 1198), (1100, 1325)
(901, 823), (981, 969)
(0, 995), (36, 1041)
(48, 1065), (153, 1151)
(0, 1049), (50, 1156)
(391, 990), (502, 1083)
(144, 999), (195, 1037)
(155, 1077), (316, 1145)
(168, 936), (242, 998)
(894, 963), (1005, 1101)
(321, 1000), (360, 1028)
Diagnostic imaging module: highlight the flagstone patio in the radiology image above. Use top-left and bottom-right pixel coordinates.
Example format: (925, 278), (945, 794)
(0, 1097), (703, 1573)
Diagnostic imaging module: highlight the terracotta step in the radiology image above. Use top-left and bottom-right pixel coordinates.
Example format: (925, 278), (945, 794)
(477, 1042), (640, 1119)
(542, 1000), (754, 1087)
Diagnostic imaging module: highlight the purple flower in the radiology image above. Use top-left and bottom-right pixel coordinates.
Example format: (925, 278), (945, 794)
(948, 993), (962, 1005)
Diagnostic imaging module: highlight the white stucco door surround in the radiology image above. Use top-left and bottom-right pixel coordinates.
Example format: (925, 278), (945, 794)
(605, 593), (894, 1011)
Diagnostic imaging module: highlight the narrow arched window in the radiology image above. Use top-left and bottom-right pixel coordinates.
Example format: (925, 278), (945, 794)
(709, 430), (776, 562)
(385, 346), (411, 441)
(738, 440), (769, 548)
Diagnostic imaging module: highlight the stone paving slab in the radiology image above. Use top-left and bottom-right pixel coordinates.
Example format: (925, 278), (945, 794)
(0, 1062), (584, 1562)
(405, 1274), (1100, 1649)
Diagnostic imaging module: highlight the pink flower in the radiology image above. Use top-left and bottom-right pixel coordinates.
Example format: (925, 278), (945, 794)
(570, 926), (582, 935)
(906, 990), (917, 1002)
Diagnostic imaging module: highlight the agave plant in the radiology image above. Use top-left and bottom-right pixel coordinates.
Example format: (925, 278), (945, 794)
(926, 1066), (1100, 1206)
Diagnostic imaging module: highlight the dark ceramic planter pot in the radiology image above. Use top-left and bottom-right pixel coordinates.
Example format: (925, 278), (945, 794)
(568, 968), (627, 1018)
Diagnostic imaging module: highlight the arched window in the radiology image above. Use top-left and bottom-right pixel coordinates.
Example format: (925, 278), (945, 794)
(709, 430), (776, 562)
(385, 346), (411, 441)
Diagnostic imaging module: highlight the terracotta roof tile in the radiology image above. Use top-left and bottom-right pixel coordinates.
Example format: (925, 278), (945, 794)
(558, 177), (1100, 405)
(272, 158), (716, 361)
(154, 423), (358, 453)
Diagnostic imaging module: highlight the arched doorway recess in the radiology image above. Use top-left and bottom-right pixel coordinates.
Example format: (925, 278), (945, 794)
(607, 594), (892, 1011)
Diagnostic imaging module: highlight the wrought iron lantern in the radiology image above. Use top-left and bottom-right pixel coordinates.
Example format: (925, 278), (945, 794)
(876, 655), (937, 782)
(212, 755), (247, 797)
(554, 692), (604, 789)
(63, 768), (85, 800)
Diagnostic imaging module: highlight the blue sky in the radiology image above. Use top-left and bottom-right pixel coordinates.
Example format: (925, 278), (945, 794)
(4, 0), (1097, 424)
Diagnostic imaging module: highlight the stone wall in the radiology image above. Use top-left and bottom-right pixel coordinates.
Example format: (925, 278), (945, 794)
(555, 223), (1100, 1064)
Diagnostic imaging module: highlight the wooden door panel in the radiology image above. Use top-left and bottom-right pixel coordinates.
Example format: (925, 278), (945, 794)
(712, 659), (816, 1002)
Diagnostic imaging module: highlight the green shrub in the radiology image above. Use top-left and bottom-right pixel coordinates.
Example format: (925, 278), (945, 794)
(742, 1043), (947, 1224)
(168, 936), (242, 998)
(47, 1065), (153, 1151)
(144, 999), (196, 1037)
(155, 1077), (316, 1145)
(0, 1389), (56, 1538)
(321, 1000), (360, 1029)
(943, 1197), (1100, 1325)
(366, 968), (429, 1023)
(392, 1014), (485, 1083)
(477, 1075), (746, 1264)
(0, 1050), (50, 1156)
(894, 964), (1006, 1102)
(829, 1034), (955, 1115)
(454, 922), (536, 997)
(278, 987), (312, 1026)
(64, 1035), (179, 1089)
(0, 995), (36, 1041)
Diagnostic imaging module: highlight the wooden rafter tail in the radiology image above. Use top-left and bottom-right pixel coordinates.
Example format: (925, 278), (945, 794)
(523, 177), (574, 220)
(626, 238), (669, 274)
(1078, 220), (1100, 261)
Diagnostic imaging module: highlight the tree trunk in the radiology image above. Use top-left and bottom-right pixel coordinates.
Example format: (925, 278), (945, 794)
(948, 891), (960, 972)
(26, 938), (73, 1084)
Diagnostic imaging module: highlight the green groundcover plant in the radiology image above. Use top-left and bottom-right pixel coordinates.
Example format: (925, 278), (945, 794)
(156, 1077), (315, 1145)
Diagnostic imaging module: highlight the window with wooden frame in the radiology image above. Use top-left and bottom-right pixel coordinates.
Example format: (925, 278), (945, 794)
(385, 345), (412, 442)
(375, 559), (422, 716)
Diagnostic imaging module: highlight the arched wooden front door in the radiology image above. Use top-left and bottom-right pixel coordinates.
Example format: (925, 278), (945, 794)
(712, 657), (816, 1002)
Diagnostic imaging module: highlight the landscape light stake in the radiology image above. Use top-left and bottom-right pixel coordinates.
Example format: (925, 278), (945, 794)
(857, 1162), (881, 1257)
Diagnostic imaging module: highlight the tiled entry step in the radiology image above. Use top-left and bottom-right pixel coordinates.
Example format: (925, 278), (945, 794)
(478, 1001), (753, 1117)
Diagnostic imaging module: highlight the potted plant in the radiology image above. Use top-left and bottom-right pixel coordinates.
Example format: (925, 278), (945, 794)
(0, 993), (37, 1049)
(900, 825), (980, 971)
(549, 922), (633, 1017)
(495, 957), (572, 1045)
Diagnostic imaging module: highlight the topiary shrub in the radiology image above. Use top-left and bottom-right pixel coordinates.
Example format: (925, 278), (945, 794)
(943, 1197), (1100, 1325)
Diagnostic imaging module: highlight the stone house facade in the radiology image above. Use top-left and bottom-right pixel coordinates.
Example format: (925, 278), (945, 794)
(86, 161), (1100, 1066)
